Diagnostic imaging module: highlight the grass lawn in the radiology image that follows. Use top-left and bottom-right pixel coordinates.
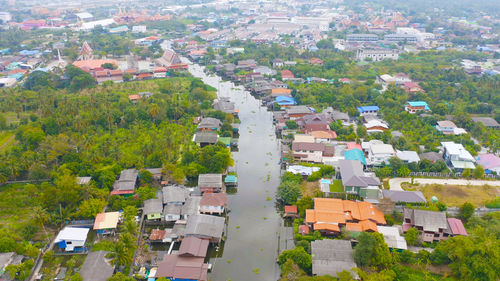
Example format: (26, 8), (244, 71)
(330, 180), (344, 193)
(301, 180), (320, 197)
(409, 183), (499, 207)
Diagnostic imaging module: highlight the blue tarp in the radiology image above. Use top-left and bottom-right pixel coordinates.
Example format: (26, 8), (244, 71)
(357, 105), (379, 113)
(275, 96), (296, 106)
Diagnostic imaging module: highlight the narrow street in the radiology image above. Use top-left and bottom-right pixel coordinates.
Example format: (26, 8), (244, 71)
(186, 61), (282, 280)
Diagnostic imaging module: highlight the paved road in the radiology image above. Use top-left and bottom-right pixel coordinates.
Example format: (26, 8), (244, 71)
(389, 177), (500, 190)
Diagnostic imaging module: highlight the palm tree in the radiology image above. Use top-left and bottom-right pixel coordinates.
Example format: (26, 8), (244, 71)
(30, 206), (50, 243)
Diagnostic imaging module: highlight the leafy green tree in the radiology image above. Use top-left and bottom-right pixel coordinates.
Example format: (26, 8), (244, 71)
(102, 63), (116, 70)
(279, 246), (312, 274)
(458, 202), (475, 222)
(279, 259), (306, 281)
(277, 181), (302, 205)
(431, 229), (500, 280)
(436, 202), (447, 211)
(472, 164), (484, 179)
(285, 120), (299, 130)
(107, 272), (135, 281)
(462, 168), (471, 178)
(404, 227), (420, 246)
(75, 198), (107, 218)
(354, 232), (393, 269)
(69, 273), (83, 281)
(397, 165), (411, 177)
(295, 196), (313, 217)
(139, 170), (153, 184)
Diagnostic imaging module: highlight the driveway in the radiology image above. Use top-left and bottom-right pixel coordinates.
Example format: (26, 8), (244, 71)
(388, 178), (500, 190)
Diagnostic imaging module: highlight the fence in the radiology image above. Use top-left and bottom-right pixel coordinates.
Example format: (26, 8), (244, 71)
(408, 172), (500, 179)
(323, 192), (363, 201)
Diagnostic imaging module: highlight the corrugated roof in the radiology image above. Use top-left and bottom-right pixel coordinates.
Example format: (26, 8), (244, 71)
(93, 212), (120, 230)
(80, 251), (114, 281)
(200, 193), (227, 207)
(178, 237), (209, 258)
(311, 240), (357, 278)
(143, 198), (163, 215)
(447, 218), (468, 236)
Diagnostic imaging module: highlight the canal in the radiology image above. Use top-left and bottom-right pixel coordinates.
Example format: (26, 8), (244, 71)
(186, 61), (282, 281)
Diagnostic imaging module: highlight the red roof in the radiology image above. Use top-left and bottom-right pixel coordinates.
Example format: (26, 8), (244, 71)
(154, 67), (167, 72)
(150, 229), (166, 240)
(73, 59), (118, 70)
(281, 70), (294, 79)
(125, 68), (137, 74)
(110, 189), (134, 195)
(94, 70), (108, 77)
(284, 205), (298, 214)
(156, 255), (208, 281)
(447, 218), (468, 236)
(310, 58), (323, 65)
(109, 69), (123, 76)
(200, 193), (227, 207)
(136, 73), (153, 78)
(347, 142), (362, 150)
(298, 225), (310, 235)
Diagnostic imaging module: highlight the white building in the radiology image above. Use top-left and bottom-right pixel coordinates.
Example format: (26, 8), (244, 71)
(377, 226), (407, 251)
(363, 140), (396, 166)
(396, 150), (421, 163)
(55, 227), (89, 252)
(441, 142), (475, 170)
(132, 25), (147, 33)
(0, 12), (12, 23)
(364, 119), (389, 134)
(357, 49), (399, 62)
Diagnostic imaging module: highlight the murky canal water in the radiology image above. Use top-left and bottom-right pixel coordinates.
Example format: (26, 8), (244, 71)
(186, 62), (282, 281)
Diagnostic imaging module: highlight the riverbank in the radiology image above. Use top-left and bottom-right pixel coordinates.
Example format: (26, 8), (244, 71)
(185, 60), (282, 280)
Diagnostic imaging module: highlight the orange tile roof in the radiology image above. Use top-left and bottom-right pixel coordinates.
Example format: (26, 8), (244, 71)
(73, 59), (118, 70)
(306, 210), (347, 224)
(313, 223), (339, 232)
(8, 69), (27, 74)
(284, 205), (297, 213)
(359, 220), (378, 232)
(306, 198), (386, 227)
(272, 88), (292, 95)
(358, 201), (386, 224)
(129, 94), (140, 101)
(311, 130), (337, 139)
(154, 67), (167, 72)
(345, 222), (363, 232)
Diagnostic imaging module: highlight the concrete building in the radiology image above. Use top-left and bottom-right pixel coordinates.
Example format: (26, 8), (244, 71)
(357, 49), (399, 61)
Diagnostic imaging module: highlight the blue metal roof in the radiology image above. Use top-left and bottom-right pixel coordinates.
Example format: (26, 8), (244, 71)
(407, 101), (430, 110)
(357, 105), (379, 112)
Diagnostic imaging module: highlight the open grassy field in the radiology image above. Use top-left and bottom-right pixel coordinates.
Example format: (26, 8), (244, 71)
(0, 183), (42, 232)
(404, 183), (499, 207)
(301, 180), (320, 197)
(0, 131), (15, 152)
